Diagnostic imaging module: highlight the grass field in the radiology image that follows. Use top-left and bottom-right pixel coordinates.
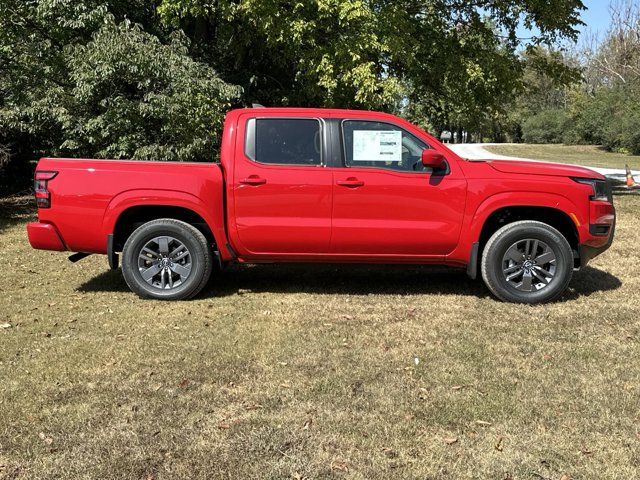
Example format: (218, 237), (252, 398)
(486, 144), (640, 170)
(1, 190), (639, 479)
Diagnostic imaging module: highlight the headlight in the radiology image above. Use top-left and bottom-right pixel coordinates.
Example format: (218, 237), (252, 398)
(572, 178), (610, 202)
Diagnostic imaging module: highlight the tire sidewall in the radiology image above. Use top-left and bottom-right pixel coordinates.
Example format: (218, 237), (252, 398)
(123, 222), (206, 300)
(484, 224), (573, 303)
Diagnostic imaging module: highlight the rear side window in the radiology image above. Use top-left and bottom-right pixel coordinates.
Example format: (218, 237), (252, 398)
(246, 118), (321, 166)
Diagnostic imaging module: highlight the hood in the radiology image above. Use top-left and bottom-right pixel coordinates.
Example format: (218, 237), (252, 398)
(484, 159), (604, 179)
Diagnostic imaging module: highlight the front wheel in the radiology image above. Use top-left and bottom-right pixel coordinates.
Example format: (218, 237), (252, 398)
(122, 219), (213, 300)
(481, 220), (574, 304)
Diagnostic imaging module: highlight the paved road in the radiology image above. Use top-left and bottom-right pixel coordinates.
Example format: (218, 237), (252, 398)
(448, 143), (639, 180)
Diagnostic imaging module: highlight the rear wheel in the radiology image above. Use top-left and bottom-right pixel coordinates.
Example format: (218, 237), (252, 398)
(122, 219), (212, 300)
(481, 220), (573, 304)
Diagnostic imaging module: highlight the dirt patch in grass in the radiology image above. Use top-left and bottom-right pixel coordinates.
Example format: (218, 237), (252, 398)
(486, 144), (640, 170)
(1, 194), (639, 479)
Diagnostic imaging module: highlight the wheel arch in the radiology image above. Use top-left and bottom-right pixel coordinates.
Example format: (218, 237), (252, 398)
(461, 192), (584, 277)
(103, 189), (230, 259)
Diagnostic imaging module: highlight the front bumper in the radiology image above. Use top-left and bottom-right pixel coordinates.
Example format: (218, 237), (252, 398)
(579, 219), (615, 268)
(27, 222), (66, 251)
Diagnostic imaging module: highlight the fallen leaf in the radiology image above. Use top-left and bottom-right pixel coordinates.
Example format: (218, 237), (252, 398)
(330, 461), (348, 472)
(476, 420), (492, 426)
(451, 385), (464, 390)
(560, 475), (571, 480)
(302, 418), (313, 430)
(495, 435), (504, 451)
(217, 423), (230, 430)
(443, 437), (458, 445)
(382, 447), (398, 458)
(0, 323), (11, 329)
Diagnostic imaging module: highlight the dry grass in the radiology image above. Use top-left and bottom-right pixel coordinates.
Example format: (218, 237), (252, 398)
(486, 144), (640, 170)
(1, 193), (639, 479)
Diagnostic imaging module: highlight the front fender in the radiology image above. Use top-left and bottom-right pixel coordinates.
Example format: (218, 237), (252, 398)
(448, 191), (585, 265)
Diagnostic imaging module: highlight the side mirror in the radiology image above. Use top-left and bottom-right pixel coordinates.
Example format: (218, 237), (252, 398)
(421, 149), (445, 168)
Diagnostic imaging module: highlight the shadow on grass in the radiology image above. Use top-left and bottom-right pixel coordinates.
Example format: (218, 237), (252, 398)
(0, 195), (35, 235)
(78, 263), (621, 301)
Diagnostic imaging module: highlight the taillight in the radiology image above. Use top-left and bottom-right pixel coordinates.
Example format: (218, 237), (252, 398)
(34, 171), (57, 208)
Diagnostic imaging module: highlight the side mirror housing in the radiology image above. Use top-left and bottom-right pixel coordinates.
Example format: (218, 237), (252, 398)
(421, 149), (445, 168)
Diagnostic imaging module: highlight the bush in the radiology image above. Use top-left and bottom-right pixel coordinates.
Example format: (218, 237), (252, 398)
(63, 19), (242, 161)
(521, 109), (570, 143)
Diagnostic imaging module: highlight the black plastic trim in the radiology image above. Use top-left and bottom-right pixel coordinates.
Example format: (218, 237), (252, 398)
(589, 224), (611, 236)
(579, 220), (615, 267)
(107, 234), (119, 269)
(467, 242), (479, 279)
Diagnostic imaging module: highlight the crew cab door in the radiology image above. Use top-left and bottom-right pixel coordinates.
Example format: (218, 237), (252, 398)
(330, 118), (467, 257)
(230, 115), (333, 256)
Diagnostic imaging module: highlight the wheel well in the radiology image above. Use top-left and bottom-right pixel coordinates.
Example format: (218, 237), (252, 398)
(478, 206), (579, 264)
(112, 206), (216, 251)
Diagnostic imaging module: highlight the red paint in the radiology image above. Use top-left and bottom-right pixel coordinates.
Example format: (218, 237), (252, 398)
(27, 107), (615, 270)
(27, 222), (66, 251)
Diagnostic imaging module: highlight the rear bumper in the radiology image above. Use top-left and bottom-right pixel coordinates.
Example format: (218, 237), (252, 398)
(27, 222), (66, 251)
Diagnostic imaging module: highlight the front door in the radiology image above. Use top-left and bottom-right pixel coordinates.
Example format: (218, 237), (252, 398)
(232, 116), (333, 256)
(331, 119), (467, 257)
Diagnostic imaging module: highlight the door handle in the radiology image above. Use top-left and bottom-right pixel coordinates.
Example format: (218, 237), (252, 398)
(240, 176), (267, 186)
(337, 178), (364, 188)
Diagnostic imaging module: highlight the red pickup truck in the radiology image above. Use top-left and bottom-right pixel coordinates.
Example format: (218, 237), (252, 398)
(27, 108), (615, 303)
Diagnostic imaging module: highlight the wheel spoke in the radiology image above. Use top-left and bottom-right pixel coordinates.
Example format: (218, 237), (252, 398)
(141, 263), (162, 282)
(158, 237), (169, 255)
(169, 244), (185, 258)
(173, 250), (189, 262)
(506, 269), (523, 282)
(531, 240), (539, 257)
(531, 269), (550, 284)
(503, 264), (521, 274)
(141, 247), (159, 258)
(520, 271), (533, 291)
(171, 263), (191, 279)
(534, 265), (554, 278)
(505, 245), (523, 263)
(535, 251), (555, 265)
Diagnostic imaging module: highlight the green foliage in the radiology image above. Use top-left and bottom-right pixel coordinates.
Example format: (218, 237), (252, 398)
(63, 20), (240, 161)
(521, 108), (571, 144)
(1, 0), (588, 193)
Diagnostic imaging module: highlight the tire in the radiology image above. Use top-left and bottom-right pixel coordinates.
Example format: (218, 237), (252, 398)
(481, 220), (573, 304)
(121, 219), (213, 300)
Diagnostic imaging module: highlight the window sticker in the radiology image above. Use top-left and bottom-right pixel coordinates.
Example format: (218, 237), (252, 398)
(353, 130), (402, 162)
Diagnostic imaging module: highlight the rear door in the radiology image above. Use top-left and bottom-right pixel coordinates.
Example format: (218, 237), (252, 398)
(330, 118), (467, 257)
(230, 115), (333, 256)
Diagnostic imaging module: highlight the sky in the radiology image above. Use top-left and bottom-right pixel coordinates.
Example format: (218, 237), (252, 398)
(516, 0), (613, 44)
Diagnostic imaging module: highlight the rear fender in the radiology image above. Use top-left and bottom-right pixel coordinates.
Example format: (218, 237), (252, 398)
(102, 189), (232, 260)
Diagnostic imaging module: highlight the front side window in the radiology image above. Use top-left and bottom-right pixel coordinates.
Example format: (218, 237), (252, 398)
(342, 120), (430, 172)
(250, 118), (321, 166)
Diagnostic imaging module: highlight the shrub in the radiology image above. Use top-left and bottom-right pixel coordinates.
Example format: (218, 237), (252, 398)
(521, 109), (570, 143)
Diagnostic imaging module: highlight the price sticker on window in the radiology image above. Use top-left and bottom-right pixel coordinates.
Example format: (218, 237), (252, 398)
(353, 130), (402, 162)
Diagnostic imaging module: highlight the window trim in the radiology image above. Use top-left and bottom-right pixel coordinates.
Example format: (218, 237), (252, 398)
(339, 119), (448, 175)
(244, 117), (325, 167)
